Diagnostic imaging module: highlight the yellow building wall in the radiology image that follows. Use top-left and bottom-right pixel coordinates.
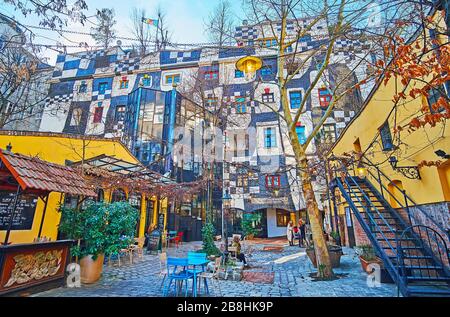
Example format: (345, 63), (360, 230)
(0, 133), (160, 244)
(329, 65), (449, 206)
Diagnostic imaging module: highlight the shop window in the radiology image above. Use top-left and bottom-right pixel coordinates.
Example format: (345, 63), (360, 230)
(295, 124), (306, 144)
(165, 74), (181, 85)
(70, 108), (82, 126)
(264, 127), (277, 148)
(93, 105), (103, 123)
(235, 69), (244, 78)
(115, 105), (126, 121)
(318, 87), (332, 108)
(98, 82), (108, 94)
(266, 175), (281, 189)
(289, 91), (302, 109)
(379, 121), (393, 151)
(111, 188), (127, 202)
(276, 209), (290, 227)
(79, 81), (87, 93)
(119, 78), (129, 89)
(262, 92), (275, 103)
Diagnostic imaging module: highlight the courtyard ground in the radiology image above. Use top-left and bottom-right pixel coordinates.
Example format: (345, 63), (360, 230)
(34, 238), (398, 297)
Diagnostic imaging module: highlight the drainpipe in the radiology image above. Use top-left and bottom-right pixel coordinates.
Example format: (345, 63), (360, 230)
(166, 85), (177, 156)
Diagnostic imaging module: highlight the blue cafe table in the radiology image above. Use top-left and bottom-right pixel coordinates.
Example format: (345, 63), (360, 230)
(187, 258), (210, 297)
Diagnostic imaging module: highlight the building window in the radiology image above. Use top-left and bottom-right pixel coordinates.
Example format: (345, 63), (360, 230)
(276, 209), (290, 227)
(115, 105), (126, 122)
(295, 124), (306, 145)
(93, 105), (103, 123)
(98, 82), (108, 94)
(235, 97), (247, 114)
(427, 85), (447, 113)
(70, 108), (82, 126)
(379, 121), (393, 151)
(119, 78), (129, 89)
(265, 175), (280, 189)
(322, 124), (336, 143)
(318, 87), (332, 108)
(142, 75), (152, 87)
(262, 92), (275, 103)
(299, 34), (312, 42)
(235, 69), (244, 78)
(237, 174), (248, 188)
(204, 70), (219, 80)
(205, 96), (218, 108)
(264, 127), (277, 148)
(261, 65), (272, 76)
(165, 74), (181, 85)
(258, 38), (277, 48)
(79, 81), (87, 93)
(289, 91), (302, 109)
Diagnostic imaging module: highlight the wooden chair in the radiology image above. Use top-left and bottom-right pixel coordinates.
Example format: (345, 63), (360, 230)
(197, 257), (223, 296)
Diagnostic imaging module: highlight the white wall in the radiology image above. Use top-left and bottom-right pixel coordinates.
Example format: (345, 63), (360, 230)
(266, 208), (287, 238)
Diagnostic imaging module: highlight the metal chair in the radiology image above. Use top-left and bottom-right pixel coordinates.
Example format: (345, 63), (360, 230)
(162, 257), (193, 297)
(187, 252), (207, 294)
(158, 252), (168, 290)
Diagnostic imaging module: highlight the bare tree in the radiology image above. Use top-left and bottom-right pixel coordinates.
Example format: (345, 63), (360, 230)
(204, 0), (236, 47)
(130, 8), (153, 56)
(155, 6), (172, 51)
(91, 8), (117, 50)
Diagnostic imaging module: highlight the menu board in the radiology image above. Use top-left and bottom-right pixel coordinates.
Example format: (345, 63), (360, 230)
(147, 230), (161, 253)
(0, 192), (38, 230)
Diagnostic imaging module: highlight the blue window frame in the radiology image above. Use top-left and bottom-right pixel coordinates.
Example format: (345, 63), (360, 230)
(264, 127), (277, 148)
(142, 76), (151, 87)
(166, 74), (180, 85)
(236, 97), (247, 114)
(295, 125), (306, 144)
(379, 121), (393, 151)
(235, 69), (244, 78)
(289, 91), (302, 109)
(98, 82), (108, 94)
(261, 65), (272, 76)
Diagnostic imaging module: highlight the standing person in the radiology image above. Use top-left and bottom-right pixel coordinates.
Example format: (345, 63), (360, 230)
(298, 218), (306, 247)
(286, 220), (294, 246)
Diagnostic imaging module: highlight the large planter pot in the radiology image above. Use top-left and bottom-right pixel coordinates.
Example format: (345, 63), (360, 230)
(306, 245), (343, 268)
(80, 254), (105, 284)
(359, 256), (383, 273)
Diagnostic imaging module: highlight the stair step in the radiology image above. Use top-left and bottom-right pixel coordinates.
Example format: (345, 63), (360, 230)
(407, 276), (450, 282)
(407, 285), (450, 297)
(404, 265), (444, 270)
(390, 255), (433, 260)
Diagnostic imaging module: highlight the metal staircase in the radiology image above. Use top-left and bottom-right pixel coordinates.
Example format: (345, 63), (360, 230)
(330, 160), (450, 297)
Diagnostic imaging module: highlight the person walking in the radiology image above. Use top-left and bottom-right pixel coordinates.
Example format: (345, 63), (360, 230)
(298, 218), (306, 247)
(286, 220), (294, 246)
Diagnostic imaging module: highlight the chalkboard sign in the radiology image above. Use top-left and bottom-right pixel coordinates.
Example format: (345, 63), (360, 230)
(158, 213), (165, 230)
(147, 229), (161, 253)
(0, 192), (38, 230)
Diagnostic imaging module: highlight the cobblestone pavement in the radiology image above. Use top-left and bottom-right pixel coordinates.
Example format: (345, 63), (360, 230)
(34, 239), (398, 297)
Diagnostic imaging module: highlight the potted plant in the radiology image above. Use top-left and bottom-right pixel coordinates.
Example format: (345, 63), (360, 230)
(329, 231), (340, 244)
(306, 243), (343, 268)
(356, 244), (382, 273)
(59, 201), (138, 283)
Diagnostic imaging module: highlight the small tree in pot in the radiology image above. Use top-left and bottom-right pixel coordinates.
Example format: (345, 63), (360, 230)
(356, 244), (382, 273)
(59, 201), (138, 283)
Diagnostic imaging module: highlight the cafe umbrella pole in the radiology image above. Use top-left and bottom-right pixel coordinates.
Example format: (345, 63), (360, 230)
(3, 184), (21, 245)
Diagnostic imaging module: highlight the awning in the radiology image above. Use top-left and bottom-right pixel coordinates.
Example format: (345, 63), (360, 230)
(0, 149), (96, 197)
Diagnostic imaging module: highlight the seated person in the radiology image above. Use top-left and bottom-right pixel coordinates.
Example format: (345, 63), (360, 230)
(231, 235), (248, 267)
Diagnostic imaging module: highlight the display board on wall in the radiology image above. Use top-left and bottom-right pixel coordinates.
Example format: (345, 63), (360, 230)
(0, 192), (38, 230)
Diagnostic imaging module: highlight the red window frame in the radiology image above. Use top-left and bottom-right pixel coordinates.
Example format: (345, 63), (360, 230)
(93, 107), (103, 123)
(318, 88), (332, 108)
(265, 175), (281, 189)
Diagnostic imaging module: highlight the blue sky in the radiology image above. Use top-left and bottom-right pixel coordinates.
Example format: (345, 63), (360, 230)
(1, 0), (244, 63)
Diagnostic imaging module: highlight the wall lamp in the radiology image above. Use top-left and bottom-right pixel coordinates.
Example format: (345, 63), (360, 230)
(389, 156), (421, 180)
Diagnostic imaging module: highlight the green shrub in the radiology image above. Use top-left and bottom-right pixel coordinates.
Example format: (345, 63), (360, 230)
(201, 222), (221, 256)
(59, 201), (139, 260)
(241, 213), (262, 237)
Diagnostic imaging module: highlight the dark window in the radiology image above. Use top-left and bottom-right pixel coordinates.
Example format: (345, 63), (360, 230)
(115, 105), (126, 121)
(276, 209), (290, 227)
(261, 65), (272, 76)
(379, 121), (393, 151)
(93, 106), (103, 123)
(79, 81), (87, 93)
(111, 189), (127, 202)
(322, 124), (336, 143)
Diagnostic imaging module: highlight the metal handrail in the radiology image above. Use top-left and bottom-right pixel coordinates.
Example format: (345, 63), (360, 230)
(362, 157), (450, 242)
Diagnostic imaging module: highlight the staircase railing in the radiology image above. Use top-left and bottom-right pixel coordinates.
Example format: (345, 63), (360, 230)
(362, 157), (450, 245)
